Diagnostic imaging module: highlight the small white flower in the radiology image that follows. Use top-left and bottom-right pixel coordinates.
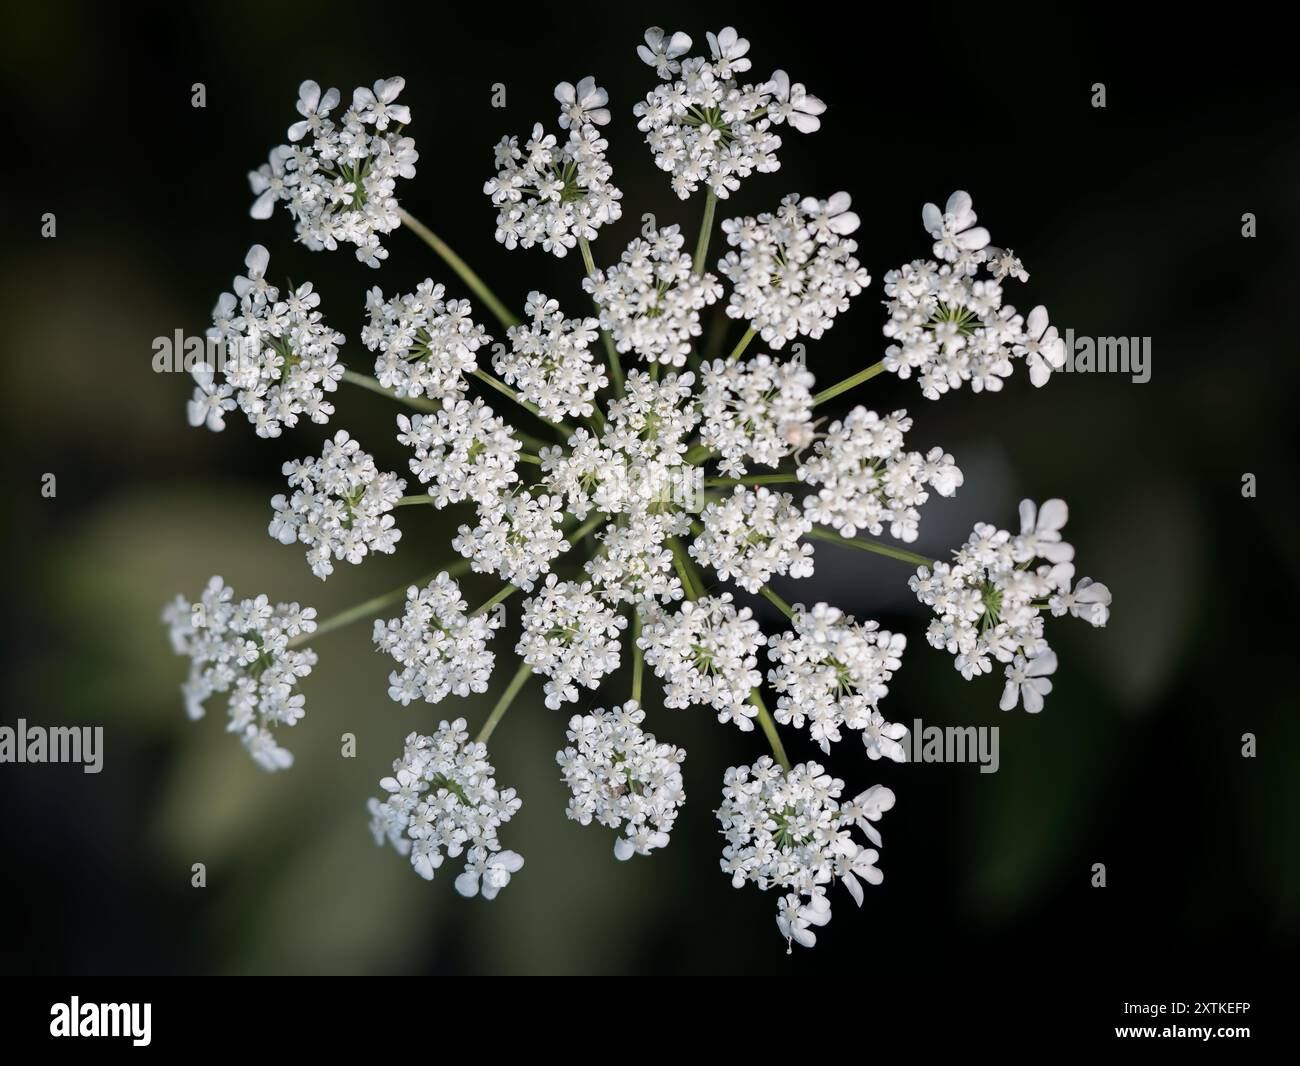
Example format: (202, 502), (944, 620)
(776, 892), (830, 950)
(698, 354), (814, 476)
(186, 363), (236, 431)
(162, 577), (317, 770)
(987, 246), (1029, 283)
(249, 77), (417, 266)
(911, 499), (1111, 707)
(767, 602), (907, 754)
(719, 193), (870, 348)
(583, 225), (723, 366)
(765, 70), (826, 134)
(485, 122), (622, 256)
(353, 76), (411, 131)
(397, 399), (521, 508)
(196, 245), (344, 438)
(455, 848), (525, 899)
(452, 489), (568, 592)
(639, 594), (763, 729)
(999, 650), (1057, 713)
(1051, 576), (1112, 627)
(517, 576), (627, 709)
(555, 76), (611, 128)
(287, 79), (341, 142)
(497, 292), (608, 419)
(373, 573), (502, 705)
(798, 407), (962, 542)
(718, 758), (893, 951)
(882, 194), (1061, 400)
(691, 486), (814, 593)
(706, 26), (752, 76)
(368, 722), (523, 896)
(362, 279), (492, 402)
(637, 27), (693, 78)
(1016, 305), (1067, 387)
(557, 701), (686, 859)
(922, 190), (990, 262)
(269, 430), (405, 579)
(1017, 497), (1073, 564)
(584, 513), (686, 607)
(633, 28), (802, 199)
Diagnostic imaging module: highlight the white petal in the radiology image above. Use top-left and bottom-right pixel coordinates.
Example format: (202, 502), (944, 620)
(1038, 498), (1069, 532)
(1026, 304), (1049, 338)
(1026, 649), (1058, 677)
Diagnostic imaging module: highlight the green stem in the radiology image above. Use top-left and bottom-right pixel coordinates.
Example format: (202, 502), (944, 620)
(475, 661), (533, 745)
(812, 360), (886, 407)
(342, 369), (439, 413)
(290, 561), (470, 646)
(396, 494), (435, 507)
(758, 585), (796, 620)
(471, 583), (518, 618)
(564, 513), (608, 554)
(630, 609), (644, 705)
(343, 369), (551, 452)
(668, 538), (700, 600)
(805, 526), (935, 567)
(472, 368), (575, 439)
(705, 473), (798, 487)
(749, 688), (792, 772)
(398, 207), (520, 331)
(577, 237), (598, 278)
(727, 326), (757, 362)
(693, 187), (717, 275)
(578, 237), (624, 399)
(600, 333), (624, 398)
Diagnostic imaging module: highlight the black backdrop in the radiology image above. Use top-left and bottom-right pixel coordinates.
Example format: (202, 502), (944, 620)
(1, 0), (1296, 1009)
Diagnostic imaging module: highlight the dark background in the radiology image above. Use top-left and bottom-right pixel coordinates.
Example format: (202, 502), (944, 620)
(2, 0), (1296, 990)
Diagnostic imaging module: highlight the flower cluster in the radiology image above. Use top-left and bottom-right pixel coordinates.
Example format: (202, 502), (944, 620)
(268, 430), (405, 579)
(396, 399), (521, 507)
(584, 514), (686, 606)
(602, 369), (701, 493)
(362, 279), (492, 401)
(452, 490), (568, 592)
(798, 406), (963, 542)
(249, 78), (418, 267)
(497, 292), (608, 420)
(191, 244), (344, 438)
(583, 225), (723, 365)
(367, 721), (523, 897)
(633, 26), (823, 199)
(167, 27), (1116, 950)
(639, 594), (763, 730)
(697, 354), (815, 476)
(910, 498), (1111, 711)
(717, 757), (895, 951)
(719, 192), (870, 348)
(537, 368), (702, 523)
(372, 572), (502, 706)
(517, 576), (627, 709)
(557, 701), (686, 859)
(767, 602), (907, 756)
(485, 119), (622, 257)
(162, 577), (317, 771)
(690, 486), (813, 593)
(882, 190), (1066, 399)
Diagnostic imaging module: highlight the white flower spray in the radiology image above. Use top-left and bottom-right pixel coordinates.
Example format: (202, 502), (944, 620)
(166, 28), (1110, 949)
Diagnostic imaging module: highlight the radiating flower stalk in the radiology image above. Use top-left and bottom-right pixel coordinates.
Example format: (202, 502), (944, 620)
(165, 26), (1111, 952)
